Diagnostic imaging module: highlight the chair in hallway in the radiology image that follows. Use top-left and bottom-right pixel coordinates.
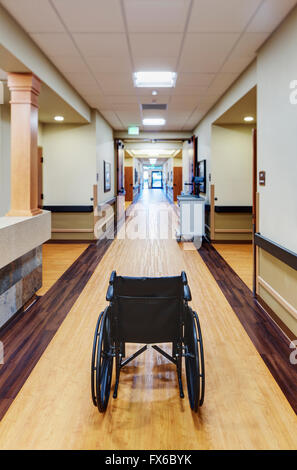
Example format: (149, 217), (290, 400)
(91, 271), (205, 412)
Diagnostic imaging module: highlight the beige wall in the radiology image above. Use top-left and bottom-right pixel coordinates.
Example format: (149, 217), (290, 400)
(0, 102), (10, 216)
(193, 62), (257, 203)
(96, 112), (116, 204)
(212, 124), (253, 206)
(41, 110), (115, 206)
(257, 6), (297, 254)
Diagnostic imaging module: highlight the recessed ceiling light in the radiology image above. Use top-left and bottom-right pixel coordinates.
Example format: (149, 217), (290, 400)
(152, 90), (158, 96)
(143, 118), (166, 126)
(54, 116), (64, 122)
(244, 116), (254, 122)
(150, 158), (157, 165)
(134, 71), (177, 88)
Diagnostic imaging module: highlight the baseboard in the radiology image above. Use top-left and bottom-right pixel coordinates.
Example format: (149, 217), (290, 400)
(45, 239), (95, 244)
(211, 240), (253, 245)
(256, 294), (296, 342)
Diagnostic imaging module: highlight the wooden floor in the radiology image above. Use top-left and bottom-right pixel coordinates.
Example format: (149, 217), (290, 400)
(0, 189), (296, 450)
(214, 244), (253, 290)
(37, 244), (88, 295)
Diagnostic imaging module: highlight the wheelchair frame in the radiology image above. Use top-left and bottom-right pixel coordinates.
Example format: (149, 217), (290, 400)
(91, 271), (205, 413)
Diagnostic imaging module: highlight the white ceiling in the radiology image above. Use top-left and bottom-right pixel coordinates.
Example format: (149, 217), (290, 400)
(1, 0), (296, 131)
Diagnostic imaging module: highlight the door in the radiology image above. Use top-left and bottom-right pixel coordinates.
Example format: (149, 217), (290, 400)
(116, 141), (125, 194)
(173, 167), (182, 201)
(125, 166), (133, 201)
(151, 171), (163, 188)
(38, 147), (43, 208)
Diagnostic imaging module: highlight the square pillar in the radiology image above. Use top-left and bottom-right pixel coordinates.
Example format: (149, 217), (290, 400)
(6, 73), (42, 217)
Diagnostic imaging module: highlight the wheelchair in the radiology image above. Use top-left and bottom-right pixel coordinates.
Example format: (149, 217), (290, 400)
(91, 271), (205, 412)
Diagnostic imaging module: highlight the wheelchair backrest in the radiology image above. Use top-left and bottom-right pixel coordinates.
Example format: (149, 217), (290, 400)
(108, 274), (186, 344)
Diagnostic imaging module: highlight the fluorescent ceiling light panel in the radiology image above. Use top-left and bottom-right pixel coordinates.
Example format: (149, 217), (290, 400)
(143, 118), (166, 126)
(54, 115), (64, 121)
(244, 116), (254, 122)
(134, 71), (177, 88)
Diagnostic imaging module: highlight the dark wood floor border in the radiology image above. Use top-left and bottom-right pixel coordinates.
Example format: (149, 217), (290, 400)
(0, 235), (115, 421)
(199, 242), (297, 415)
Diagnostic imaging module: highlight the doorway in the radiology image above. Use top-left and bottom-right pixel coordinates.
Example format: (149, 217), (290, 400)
(151, 171), (163, 189)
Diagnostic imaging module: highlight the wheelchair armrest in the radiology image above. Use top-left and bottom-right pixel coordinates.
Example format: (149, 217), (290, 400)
(106, 285), (114, 301)
(109, 270), (116, 285)
(183, 285), (192, 302)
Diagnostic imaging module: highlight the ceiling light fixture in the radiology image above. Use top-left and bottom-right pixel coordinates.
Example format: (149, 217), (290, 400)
(244, 116), (254, 122)
(143, 118), (166, 126)
(152, 90), (158, 96)
(150, 158), (157, 165)
(54, 115), (64, 122)
(134, 71), (177, 88)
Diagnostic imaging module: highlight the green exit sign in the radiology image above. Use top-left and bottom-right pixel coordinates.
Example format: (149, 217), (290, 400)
(128, 126), (139, 135)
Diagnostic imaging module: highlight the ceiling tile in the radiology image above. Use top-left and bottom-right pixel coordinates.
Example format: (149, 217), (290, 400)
(189, 0), (262, 32)
(220, 55), (253, 73)
(116, 110), (142, 126)
(86, 56), (132, 74)
(51, 0), (125, 33)
(124, 0), (191, 33)
(82, 94), (112, 110)
(129, 33), (183, 58)
(100, 110), (125, 129)
(95, 73), (134, 94)
(179, 33), (240, 72)
(133, 56), (177, 72)
(231, 32), (270, 58)
(73, 33), (130, 57)
(139, 95), (171, 104)
(0, 0), (65, 32)
(177, 72), (215, 87)
(206, 73), (238, 95)
(49, 54), (87, 73)
(105, 95), (140, 104)
(247, 0), (297, 33)
(173, 83), (209, 96)
(30, 32), (78, 56)
(63, 71), (102, 94)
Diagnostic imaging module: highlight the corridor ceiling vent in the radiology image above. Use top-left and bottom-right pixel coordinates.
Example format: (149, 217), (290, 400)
(133, 72), (177, 88)
(142, 104), (167, 111)
(143, 118), (166, 126)
(54, 116), (64, 122)
(244, 116), (254, 122)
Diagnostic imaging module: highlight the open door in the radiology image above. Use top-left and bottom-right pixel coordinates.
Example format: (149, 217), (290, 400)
(38, 147), (43, 209)
(173, 167), (182, 201)
(125, 166), (133, 201)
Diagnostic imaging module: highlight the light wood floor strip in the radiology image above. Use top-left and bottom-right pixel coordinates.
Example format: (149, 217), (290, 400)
(0, 190), (296, 450)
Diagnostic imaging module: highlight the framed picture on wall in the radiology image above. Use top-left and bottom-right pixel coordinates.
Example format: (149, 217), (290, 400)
(198, 160), (206, 193)
(104, 161), (111, 192)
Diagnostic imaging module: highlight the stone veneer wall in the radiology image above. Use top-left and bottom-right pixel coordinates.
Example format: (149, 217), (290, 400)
(0, 246), (42, 328)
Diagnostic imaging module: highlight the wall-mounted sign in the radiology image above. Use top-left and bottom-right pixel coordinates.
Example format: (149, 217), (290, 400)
(128, 126), (139, 136)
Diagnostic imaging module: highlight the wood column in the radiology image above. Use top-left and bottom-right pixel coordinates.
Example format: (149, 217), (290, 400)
(6, 73), (42, 217)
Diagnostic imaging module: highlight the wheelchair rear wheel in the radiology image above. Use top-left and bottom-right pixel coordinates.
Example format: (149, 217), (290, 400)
(91, 308), (114, 412)
(184, 308), (205, 411)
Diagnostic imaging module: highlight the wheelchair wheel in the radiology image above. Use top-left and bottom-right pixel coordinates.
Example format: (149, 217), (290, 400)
(91, 308), (114, 412)
(184, 308), (205, 411)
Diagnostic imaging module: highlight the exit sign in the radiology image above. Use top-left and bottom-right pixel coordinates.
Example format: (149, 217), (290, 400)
(128, 126), (139, 135)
